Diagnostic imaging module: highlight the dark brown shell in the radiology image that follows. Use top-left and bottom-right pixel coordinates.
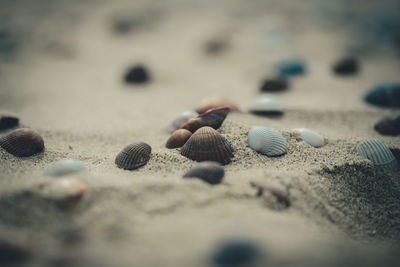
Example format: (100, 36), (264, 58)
(0, 111), (19, 130)
(195, 98), (240, 114)
(180, 107), (230, 133)
(115, 142), (151, 170)
(0, 128), (44, 157)
(183, 161), (224, 185)
(166, 129), (192, 149)
(180, 126), (233, 165)
(374, 113), (400, 136)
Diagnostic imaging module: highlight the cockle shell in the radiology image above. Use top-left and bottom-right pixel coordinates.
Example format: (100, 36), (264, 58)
(166, 129), (192, 148)
(247, 126), (288, 156)
(166, 110), (198, 133)
(259, 77), (288, 92)
(357, 139), (398, 170)
(124, 64), (150, 84)
(183, 161), (224, 185)
(180, 107), (230, 133)
(0, 111), (19, 130)
(195, 97), (240, 114)
(115, 142), (151, 170)
(249, 95), (283, 116)
(364, 83), (400, 108)
(333, 56), (359, 75)
(180, 127), (234, 165)
(0, 128), (44, 157)
(43, 159), (87, 177)
(374, 113), (400, 136)
(275, 59), (306, 77)
(293, 128), (325, 148)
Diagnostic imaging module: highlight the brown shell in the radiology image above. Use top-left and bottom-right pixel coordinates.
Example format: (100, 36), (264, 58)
(0, 111), (19, 130)
(38, 178), (87, 208)
(180, 126), (233, 165)
(0, 128), (44, 157)
(180, 107), (230, 133)
(195, 98), (240, 114)
(115, 142), (151, 170)
(166, 129), (192, 149)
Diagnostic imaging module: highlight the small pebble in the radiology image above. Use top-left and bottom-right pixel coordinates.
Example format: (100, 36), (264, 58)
(124, 64), (150, 84)
(333, 56), (359, 75)
(183, 161), (224, 185)
(259, 77), (288, 92)
(211, 239), (261, 267)
(0, 111), (19, 130)
(276, 59), (306, 77)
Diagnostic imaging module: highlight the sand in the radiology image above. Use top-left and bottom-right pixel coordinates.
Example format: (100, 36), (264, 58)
(1, 0), (400, 266)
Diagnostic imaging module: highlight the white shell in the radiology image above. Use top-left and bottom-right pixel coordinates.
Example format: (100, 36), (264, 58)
(247, 126), (288, 156)
(43, 159), (87, 177)
(293, 128), (325, 148)
(166, 110), (198, 133)
(249, 94), (283, 115)
(357, 139), (398, 170)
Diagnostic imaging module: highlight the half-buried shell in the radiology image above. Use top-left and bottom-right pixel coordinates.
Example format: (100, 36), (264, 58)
(183, 161), (224, 185)
(195, 97), (240, 114)
(357, 139), (398, 170)
(180, 127), (233, 165)
(43, 159), (87, 177)
(374, 113), (400, 136)
(115, 142), (151, 170)
(0, 128), (44, 157)
(293, 128), (325, 148)
(249, 95), (283, 116)
(166, 110), (198, 133)
(247, 126), (287, 156)
(166, 129), (192, 149)
(180, 107), (230, 133)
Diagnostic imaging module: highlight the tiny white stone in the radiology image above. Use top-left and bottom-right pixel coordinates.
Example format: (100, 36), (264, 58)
(249, 94), (283, 115)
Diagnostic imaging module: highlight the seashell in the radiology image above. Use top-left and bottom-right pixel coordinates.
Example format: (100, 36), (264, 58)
(374, 113), (400, 136)
(248, 95), (283, 116)
(124, 64), (150, 84)
(259, 77), (288, 92)
(275, 59), (306, 77)
(115, 142), (151, 170)
(165, 129), (192, 149)
(195, 97), (240, 114)
(211, 239), (260, 267)
(357, 139), (398, 170)
(181, 127), (234, 165)
(333, 56), (359, 75)
(183, 161), (224, 185)
(364, 83), (400, 108)
(247, 126), (287, 156)
(293, 128), (325, 148)
(166, 110), (198, 133)
(180, 107), (230, 133)
(43, 159), (87, 177)
(0, 111), (19, 130)
(0, 128), (44, 157)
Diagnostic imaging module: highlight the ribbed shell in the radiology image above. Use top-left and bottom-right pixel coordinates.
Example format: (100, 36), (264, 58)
(195, 98), (240, 114)
(364, 83), (400, 108)
(180, 127), (233, 165)
(249, 95), (283, 116)
(166, 129), (192, 148)
(115, 142), (151, 170)
(183, 161), (224, 185)
(180, 107), (229, 133)
(0, 128), (44, 157)
(166, 110), (198, 133)
(374, 113), (400, 136)
(43, 159), (87, 177)
(0, 111), (19, 130)
(357, 139), (398, 170)
(293, 128), (325, 148)
(247, 126), (288, 156)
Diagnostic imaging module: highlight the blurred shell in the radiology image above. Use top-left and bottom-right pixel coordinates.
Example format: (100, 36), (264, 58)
(0, 111), (19, 130)
(249, 95), (283, 116)
(183, 161), (224, 185)
(43, 159), (87, 177)
(196, 97), (240, 114)
(115, 142), (151, 170)
(275, 59), (306, 77)
(180, 107), (229, 133)
(181, 127), (234, 165)
(259, 77), (288, 92)
(166, 110), (198, 133)
(166, 129), (192, 149)
(364, 83), (400, 108)
(293, 128), (325, 148)
(332, 56), (359, 75)
(124, 64), (150, 84)
(0, 128), (44, 157)
(211, 239), (261, 267)
(374, 113), (400, 136)
(357, 139), (398, 170)
(247, 126), (287, 156)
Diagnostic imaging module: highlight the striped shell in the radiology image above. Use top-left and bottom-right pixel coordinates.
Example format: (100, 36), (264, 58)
(0, 111), (19, 130)
(260, 77), (288, 92)
(43, 159), (87, 177)
(247, 126), (287, 156)
(293, 128), (325, 148)
(166, 129), (192, 149)
(195, 98), (240, 114)
(357, 139), (398, 170)
(249, 95), (283, 116)
(166, 110), (198, 133)
(180, 127), (233, 165)
(183, 161), (224, 185)
(364, 83), (400, 108)
(374, 113), (400, 136)
(115, 142), (151, 170)
(0, 128), (44, 157)
(180, 107), (229, 133)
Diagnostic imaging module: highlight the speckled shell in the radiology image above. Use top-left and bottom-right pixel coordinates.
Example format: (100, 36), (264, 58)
(43, 159), (87, 177)
(364, 83), (400, 108)
(357, 139), (398, 170)
(293, 128), (325, 148)
(374, 113), (400, 136)
(115, 142), (151, 170)
(0, 128), (44, 157)
(259, 77), (288, 92)
(183, 161), (224, 185)
(180, 127), (234, 165)
(166, 129), (192, 149)
(247, 126), (287, 156)
(37, 178), (87, 207)
(0, 111), (19, 130)
(180, 107), (230, 133)
(166, 110), (198, 133)
(195, 98), (240, 114)
(249, 95), (283, 116)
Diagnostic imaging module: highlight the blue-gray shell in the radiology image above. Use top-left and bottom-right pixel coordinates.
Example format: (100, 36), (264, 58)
(247, 126), (288, 156)
(44, 159), (87, 177)
(356, 139), (398, 170)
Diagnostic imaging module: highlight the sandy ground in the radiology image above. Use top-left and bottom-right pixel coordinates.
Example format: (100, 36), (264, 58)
(1, 0), (400, 266)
